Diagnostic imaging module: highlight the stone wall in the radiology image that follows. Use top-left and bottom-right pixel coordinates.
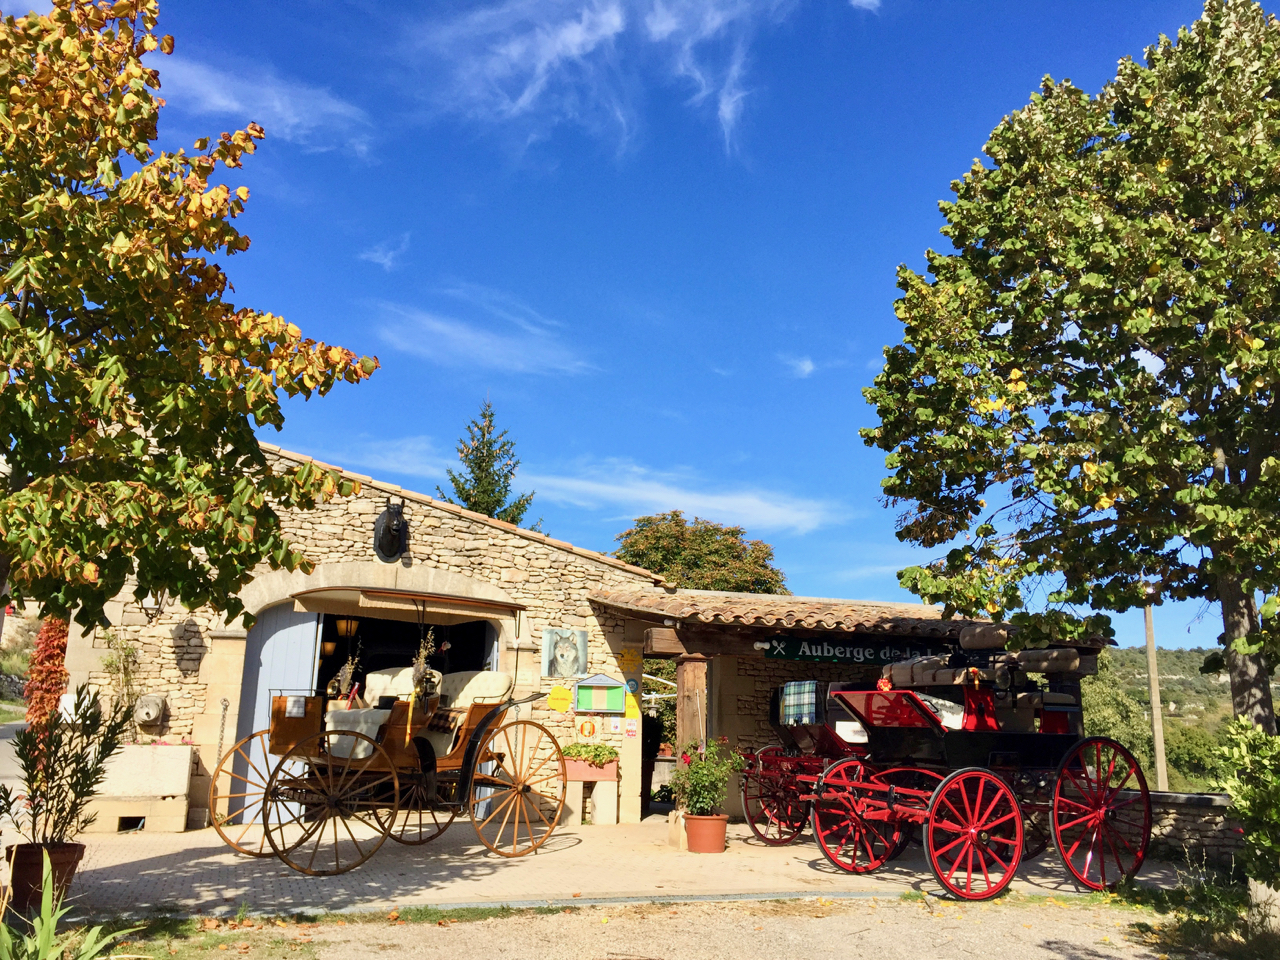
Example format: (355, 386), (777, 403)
(1148, 792), (1245, 867)
(722, 655), (883, 751)
(65, 444), (662, 827)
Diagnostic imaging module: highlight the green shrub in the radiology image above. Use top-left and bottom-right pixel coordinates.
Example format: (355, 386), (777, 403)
(1218, 716), (1280, 893)
(0, 851), (137, 960)
(668, 738), (744, 816)
(1081, 650), (1154, 770)
(561, 743), (618, 766)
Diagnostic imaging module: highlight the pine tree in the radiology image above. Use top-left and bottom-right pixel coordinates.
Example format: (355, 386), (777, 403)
(437, 401), (536, 527)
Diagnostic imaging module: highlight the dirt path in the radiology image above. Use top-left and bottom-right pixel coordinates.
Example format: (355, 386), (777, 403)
(308, 897), (1162, 960)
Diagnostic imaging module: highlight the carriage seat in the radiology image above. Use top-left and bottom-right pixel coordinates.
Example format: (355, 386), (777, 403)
(324, 667), (446, 759)
(421, 670), (514, 759)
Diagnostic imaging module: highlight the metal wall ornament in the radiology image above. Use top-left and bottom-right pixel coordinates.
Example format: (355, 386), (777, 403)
(374, 498), (409, 562)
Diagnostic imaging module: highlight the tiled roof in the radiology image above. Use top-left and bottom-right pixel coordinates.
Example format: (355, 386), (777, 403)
(258, 443), (666, 585)
(588, 588), (981, 638)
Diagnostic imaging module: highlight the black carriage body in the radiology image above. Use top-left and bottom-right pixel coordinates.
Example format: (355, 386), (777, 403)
(829, 689), (1081, 773)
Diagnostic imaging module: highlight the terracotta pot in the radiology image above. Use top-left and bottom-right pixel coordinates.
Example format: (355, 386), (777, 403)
(683, 814), (729, 853)
(5, 842), (85, 913)
(564, 759), (618, 782)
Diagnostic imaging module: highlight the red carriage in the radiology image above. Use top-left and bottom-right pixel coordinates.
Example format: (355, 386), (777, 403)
(738, 630), (1151, 901)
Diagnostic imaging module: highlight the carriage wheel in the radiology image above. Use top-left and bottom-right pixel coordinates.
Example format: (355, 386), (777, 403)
(926, 767), (1023, 900)
(1052, 737), (1151, 890)
(209, 730), (274, 857)
(262, 730), (399, 876)
(875, 767), (943, 861)
(1022, 812), (1051, 860)
(390, 768), (457, 845)
(741, 748), (808, 846)
(810, 759), (902, 874)
(469, 720), (566, 858)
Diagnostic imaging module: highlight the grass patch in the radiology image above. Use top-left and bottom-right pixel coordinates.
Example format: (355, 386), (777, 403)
(0, 699), (24, 724)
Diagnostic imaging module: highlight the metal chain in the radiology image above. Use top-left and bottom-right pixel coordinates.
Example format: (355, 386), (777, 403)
(216, 697), (229, 765)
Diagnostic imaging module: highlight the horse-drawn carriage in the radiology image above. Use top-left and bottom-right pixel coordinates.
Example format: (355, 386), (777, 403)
(209, 667), (567, 875)
(739, 628), (1151, 900)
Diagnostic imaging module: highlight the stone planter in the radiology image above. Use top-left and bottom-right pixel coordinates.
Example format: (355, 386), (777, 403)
(565, 759), (618, 782)
(6, 842), (85, 914)
(683, 813), (729, 853)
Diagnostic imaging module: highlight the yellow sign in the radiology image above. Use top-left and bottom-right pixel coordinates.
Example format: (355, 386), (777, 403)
(624, 692), (641, 719)
(617, 647), (642, 673)
(547, 685), (573, 713)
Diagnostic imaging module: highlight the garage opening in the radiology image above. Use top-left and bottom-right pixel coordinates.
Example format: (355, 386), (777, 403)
(314, 613), (494, 699)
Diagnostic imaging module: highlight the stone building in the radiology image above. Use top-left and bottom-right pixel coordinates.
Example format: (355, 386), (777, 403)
(63, 443), (971, 831)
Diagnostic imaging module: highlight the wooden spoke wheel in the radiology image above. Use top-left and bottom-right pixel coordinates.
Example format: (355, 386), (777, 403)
(391, 768), (457, 845)
(810, 759), (902, 874)
(926, 767), (1024, 901)
(262, 730), (399, 876)
(469, 720), (565, 858)
(741, 747), (808, 846)
(210, 730), (275, 857)
(1052, 737), (1151, 890)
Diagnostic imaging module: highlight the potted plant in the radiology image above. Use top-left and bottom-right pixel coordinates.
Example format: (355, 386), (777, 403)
(562, 742), (619, 782)
(668, 737), (745, 853)
(0, 685), (130, 912)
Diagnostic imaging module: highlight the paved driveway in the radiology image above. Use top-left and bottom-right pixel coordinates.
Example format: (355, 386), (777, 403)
(33, 817), (1180, 919)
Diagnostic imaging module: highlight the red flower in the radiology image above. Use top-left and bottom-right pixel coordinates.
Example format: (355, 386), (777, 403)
(681, 752), (691, 765)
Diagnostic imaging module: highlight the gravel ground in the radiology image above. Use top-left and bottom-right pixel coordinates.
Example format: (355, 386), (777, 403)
(311, 897), (1163, 960)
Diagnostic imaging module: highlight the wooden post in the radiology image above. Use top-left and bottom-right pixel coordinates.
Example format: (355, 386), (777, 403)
(1144, 605), (1169, 791)
(675, 654), (709, 750)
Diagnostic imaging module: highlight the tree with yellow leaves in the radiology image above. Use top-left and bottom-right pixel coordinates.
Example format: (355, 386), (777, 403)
(0, 1), (378, 628)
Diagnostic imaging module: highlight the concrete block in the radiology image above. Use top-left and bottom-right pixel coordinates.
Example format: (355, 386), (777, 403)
(99, 745), (192, 798)
(563, 781), (584, 827)
(590, 779), (618, 826)
(667, 808), (688, 851)
(85, 796), (189, 833)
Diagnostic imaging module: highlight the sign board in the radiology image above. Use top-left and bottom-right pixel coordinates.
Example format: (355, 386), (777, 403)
(617, 647), (642, 673)
(546, 685), (573, 713)
(762, 636), (945, 666)
(574, 674), (627, 714)
(577, 718), (599, 740)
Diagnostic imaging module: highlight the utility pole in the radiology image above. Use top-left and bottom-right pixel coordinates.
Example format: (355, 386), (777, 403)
(1144, 604), (1169, 791)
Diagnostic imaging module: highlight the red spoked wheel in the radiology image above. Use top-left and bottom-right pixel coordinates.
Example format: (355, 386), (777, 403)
(925, 767), (1024, 901)
(1052, 737), (1151, 890)
(810, 759), (902, 874)
(875, 767), (943, 861)
(741, 747), (808, 846)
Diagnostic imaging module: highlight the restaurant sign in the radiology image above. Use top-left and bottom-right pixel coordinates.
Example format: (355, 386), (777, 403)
(762, 636), (944, 665)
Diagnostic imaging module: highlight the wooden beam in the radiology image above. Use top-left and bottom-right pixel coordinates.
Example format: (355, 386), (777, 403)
(675, 654), (709, 749)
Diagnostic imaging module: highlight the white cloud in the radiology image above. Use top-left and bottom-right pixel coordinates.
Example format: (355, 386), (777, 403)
(412, 0), (862, 151)
(326, 434), (450, 481)
(159, 57), (371, 155)
(359, 234), (411, 271)
(781, 354), (816, 378)
(526, 458), (837, 533)
(849, 0), (880, 9)
(375, 291), (593, 374)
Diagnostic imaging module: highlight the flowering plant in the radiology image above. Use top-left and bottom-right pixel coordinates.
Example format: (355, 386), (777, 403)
(668, 737), (745, 816)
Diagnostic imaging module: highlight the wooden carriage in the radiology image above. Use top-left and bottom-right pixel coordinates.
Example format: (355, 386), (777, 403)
(209, 668), (567, 875)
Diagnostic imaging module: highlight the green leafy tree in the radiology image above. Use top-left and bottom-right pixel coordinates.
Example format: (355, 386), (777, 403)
(0, 1), (377, 629)
(862, 0), (1280, 733)
(1081, 650), (1154, 770)
(616, 510), (788, 746)
(437, 400), (535, 526)
(614, 511), (788, 594)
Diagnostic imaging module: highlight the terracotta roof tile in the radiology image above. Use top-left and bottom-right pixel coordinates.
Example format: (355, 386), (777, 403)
(588, 588), (982, 638)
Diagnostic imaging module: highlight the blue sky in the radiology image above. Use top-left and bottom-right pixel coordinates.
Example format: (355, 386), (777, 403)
(152, 0), (1226, 649)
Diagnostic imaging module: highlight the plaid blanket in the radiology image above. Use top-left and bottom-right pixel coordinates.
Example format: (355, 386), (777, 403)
(780, 680), (819, 726)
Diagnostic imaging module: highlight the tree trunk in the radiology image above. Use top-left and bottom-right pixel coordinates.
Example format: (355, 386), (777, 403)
(1218, 573), (1277, 735)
